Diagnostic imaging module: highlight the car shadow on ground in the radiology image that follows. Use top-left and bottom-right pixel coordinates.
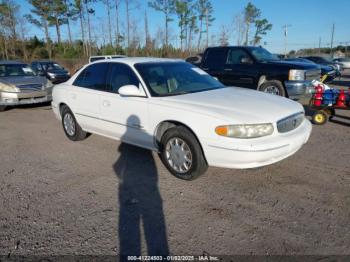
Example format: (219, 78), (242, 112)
(113, 115), (169, 258)
(3, 102), (52, 112)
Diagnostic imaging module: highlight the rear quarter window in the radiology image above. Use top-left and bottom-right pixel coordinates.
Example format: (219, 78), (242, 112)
(202, 48), (228, 69)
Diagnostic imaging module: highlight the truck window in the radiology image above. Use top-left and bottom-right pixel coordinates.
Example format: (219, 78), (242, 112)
(202, 48), (227, 69)
(226, 49), (250, 64)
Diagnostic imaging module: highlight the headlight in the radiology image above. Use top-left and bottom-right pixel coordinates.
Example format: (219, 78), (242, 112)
(289, 69), (305, 81)
(0, 82), (19, 92)
(44, 80), (54, 89)
(47, 72), (55, 78)
(215, 123), (274, 138)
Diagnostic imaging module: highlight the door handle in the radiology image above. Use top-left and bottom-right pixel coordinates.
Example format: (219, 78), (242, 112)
(102, 100), (110, 107)
(224, 68), (233, 71)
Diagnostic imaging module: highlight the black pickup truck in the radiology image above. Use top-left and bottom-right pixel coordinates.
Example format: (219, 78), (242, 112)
(189, 46), (321, 100)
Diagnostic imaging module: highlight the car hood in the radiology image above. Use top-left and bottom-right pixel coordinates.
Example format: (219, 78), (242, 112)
(155, 87), (304, 124)
(264, 60), (319, 70)
(0, 75), (48, 86)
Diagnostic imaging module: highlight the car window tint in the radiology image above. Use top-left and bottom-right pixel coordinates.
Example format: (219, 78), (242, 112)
(106, 63), (140, 93)
(202, 48), (227, 69)
(73, 63), (109, 91)
(226, 49), (249, 64)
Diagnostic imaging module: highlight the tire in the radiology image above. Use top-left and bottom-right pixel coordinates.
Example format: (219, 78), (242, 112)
(0, 106), (6, 112)
(259, 80), (286, 97)
(312, 110), (328, 125)
(61, 106), (88, 141)
(160, 126), (208, 180)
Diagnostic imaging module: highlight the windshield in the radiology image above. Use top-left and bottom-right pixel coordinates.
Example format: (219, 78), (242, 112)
(135, 62), (225, 97)
(250, 47), (279, 62)
(0, 64), (35, 77)
(42, 63), (64, 70)
(319, 57), (333, 63)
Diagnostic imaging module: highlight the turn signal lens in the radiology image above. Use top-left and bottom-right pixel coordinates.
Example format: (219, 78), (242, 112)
(215, 126), (228, 136)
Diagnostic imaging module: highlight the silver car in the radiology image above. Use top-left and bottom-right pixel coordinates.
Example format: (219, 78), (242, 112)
(0, 61), (53, 111)
(333, 58), (350, 69)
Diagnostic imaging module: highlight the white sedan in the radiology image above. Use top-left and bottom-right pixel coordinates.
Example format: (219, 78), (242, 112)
(52, 58), (312, 180)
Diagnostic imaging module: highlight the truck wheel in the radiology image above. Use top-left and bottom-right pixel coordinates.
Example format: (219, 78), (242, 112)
(0, 106), (6, 112)
(259, 80), (286, 97)
(160, 126), (208, 180)
(61, 106), (88, 141)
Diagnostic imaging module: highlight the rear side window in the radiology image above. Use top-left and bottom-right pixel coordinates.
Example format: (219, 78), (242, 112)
(106, 63), (140, 93)
(202, 48), (228, 69)
(73, 63), (109, 91)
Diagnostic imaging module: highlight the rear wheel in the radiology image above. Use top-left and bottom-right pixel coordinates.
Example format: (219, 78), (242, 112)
(61, 106), (88, 141)
(259, 80), (286, 97)
(160, 126), (207, 180)
(0, 106), (6, 112)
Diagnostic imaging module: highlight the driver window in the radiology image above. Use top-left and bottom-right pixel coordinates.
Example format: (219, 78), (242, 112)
(226, 49), (250, 64)
(106, 63), (140, 94)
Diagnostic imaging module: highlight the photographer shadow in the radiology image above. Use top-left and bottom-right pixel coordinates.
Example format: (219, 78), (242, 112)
(113, 115), (169, 257)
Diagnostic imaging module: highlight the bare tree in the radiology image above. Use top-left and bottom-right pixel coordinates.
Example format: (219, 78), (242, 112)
(148, 0), (175, 48)
(233, 13), (245, 45)
(124, 0), (139, 51)
(103, 0), (113, 46)
(114, 0), (121, 46)
(218, 25), (229, 46)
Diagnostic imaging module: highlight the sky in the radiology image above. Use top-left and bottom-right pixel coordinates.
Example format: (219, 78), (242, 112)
(16, 0), (350, 53)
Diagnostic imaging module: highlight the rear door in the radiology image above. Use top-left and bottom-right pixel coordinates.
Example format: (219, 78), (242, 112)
(201, 48), (228, 82)
(221, 48), (258, 88)
(70, 63), (109, 133)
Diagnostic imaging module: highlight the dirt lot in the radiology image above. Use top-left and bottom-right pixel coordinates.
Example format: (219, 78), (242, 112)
(0, 77), (350, 257)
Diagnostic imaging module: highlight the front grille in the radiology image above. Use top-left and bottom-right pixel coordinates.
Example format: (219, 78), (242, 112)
(305, 69), (321, 81)
(16, 84), (43, 91)
(277, 112), (304, 133)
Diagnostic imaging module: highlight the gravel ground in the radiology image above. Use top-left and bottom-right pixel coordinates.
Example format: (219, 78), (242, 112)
(0, 78), (350, 257)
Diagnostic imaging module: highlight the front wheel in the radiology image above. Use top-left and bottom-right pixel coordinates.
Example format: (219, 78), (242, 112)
(61, 106), (88, 141)
(259, 80), (286, 97)
(160, 126), (208, 180)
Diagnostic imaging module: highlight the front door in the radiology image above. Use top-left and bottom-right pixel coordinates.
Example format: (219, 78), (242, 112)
(99, 63), (153, 149)
(221, 48), (257, 88)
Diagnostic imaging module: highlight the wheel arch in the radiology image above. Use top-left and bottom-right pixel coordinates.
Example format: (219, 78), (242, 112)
(154, 120), (207, 163)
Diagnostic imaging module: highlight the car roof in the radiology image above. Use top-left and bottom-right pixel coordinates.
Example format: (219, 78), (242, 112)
(90, 57), (184, 66)
(32, 60), (56, 63)
(0, 60), (26, 65)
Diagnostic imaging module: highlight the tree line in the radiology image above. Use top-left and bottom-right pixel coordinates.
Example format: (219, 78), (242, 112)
(0, 0), (273, 60)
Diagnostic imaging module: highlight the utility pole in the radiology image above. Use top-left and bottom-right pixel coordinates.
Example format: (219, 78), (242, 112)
(283, 24), (292, 57)
(318, 37), (322, 55)
(330, 23), (335, 58)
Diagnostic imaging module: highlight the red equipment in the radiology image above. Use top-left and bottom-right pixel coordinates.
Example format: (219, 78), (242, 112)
(313, 85), (323, 106)
(336, 90), (347, 107)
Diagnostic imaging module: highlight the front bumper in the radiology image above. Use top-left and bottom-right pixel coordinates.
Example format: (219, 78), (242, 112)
(202, 119), (312, 169)
(284, 80), (314, 100)
(0, 90), (52, 106)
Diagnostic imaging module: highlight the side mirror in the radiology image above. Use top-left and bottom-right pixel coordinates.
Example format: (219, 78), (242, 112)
(119, 85), (146, 97)
(241, 57), (253, 64)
